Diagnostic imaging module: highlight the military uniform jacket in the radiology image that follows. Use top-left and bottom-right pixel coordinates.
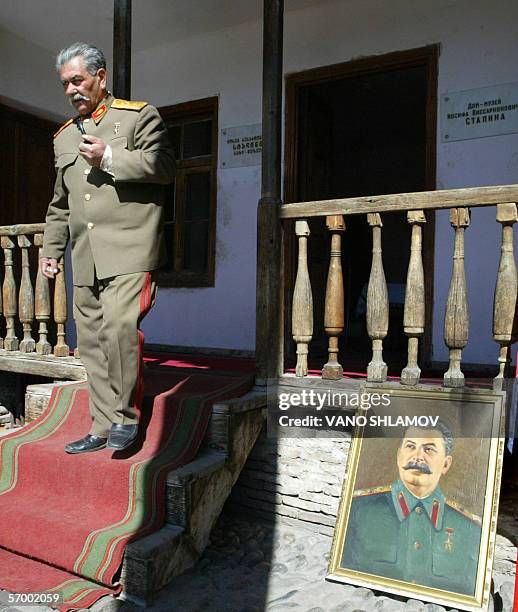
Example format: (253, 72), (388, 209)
(42, 94), (176, 286)
(341, 480), (482, 595)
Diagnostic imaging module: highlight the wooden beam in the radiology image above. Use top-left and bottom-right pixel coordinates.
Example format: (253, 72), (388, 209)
(255, 0), (284, 384)
(113, 0), (132, 99)
(0, 224), (45, 236)
(280, 184), (518, 219)
(0, 351), (86, 380)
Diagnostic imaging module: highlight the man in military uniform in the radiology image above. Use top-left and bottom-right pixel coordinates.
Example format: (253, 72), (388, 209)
(41, 43), (176, 454)
(341, 422), (481, 595)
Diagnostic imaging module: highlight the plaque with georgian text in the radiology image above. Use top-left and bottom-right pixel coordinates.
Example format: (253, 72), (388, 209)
(220, 124), (262, 168)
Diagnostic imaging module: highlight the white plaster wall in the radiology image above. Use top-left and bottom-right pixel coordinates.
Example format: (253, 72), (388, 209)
(2, 0), (518, 362)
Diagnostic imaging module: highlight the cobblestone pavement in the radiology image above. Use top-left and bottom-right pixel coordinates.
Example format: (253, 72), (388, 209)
(107, 513), (514, 612)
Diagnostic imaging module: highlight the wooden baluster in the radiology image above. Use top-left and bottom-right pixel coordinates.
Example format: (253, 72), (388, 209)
(366, 213), (389, 382)
(322, 215), (345, 380)
(17, 235), (35, 352)
(2, 237), (18, 351)
(292, 220), (313, 377)
(444, 208), (470, 387)
(0, 244), (3, 350)
(53, 258), (69, 357)
(34, 234), (52, 355)
(401, 210), (426, 385)
(493, 203), (518, 389)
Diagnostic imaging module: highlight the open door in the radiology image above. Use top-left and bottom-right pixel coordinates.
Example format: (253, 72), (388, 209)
(284, 46), (437, 373)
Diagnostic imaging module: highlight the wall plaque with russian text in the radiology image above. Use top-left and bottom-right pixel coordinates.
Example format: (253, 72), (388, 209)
(441, 82), (518, 142)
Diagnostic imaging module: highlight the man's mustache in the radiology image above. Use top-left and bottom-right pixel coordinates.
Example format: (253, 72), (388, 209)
(403, 460), (432, 474)
(69, 93), (90, 105)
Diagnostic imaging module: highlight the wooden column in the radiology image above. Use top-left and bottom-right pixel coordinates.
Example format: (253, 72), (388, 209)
(366, 213), (389, 382)
(113, 0), (132, 99)
(34, 233), (52, 355)
(53, 258), (69, 357)
(401, 210), (426, 385)
(256, 0), (284, 383)
(18, 235), (35, 352)
(2, 237), (18, 351)
(292, 220), (313, 376)
(444, 207), (470, 387)
(493, 203), (518, 389)
(322, 215), (345, 379)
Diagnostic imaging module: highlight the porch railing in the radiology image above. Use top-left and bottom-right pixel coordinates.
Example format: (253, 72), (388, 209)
(282, 185), (518, 389)
(0, 223), (81, 379)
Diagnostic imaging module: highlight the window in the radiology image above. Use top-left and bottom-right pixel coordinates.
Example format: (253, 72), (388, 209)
(157, 97), (218, 287)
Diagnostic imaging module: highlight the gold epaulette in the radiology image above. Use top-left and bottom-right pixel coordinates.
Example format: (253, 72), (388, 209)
(111, 99), (149, 111)
(446, 498), (482, 526)
(353, 485), (391, 498)
(53, 118), (74, 139)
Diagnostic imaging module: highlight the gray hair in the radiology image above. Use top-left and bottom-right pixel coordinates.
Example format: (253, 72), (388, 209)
(56, 43), (106, 75)
(400, 420), (454, 456)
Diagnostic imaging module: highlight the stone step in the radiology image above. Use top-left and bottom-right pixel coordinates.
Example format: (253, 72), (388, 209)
(122, 390), (266, 605)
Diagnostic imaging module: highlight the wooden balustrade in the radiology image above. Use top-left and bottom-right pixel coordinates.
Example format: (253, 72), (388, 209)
(366, 213), (389, 383)
(401, 210), (426, 385)
(286, 185), (518, 387)
(34, 233), (52, 355)
(322, 215), (345, 380)
(443, 208), (470, 388)
(292, 220), (313, 377)
(493, 203), (518, 389)
(0, 224), (73, 360)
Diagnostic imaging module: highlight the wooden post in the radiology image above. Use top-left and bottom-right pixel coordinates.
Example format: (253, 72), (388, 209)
(444, 207), (470, 387)
(113, 0), (132, 99)
(401, 210), (426, 385)
(366, 213), (389, 382)
(493, 203), (518, 389)
(34, 233), (52, 355)
(53, 258), (69, 357)
(256, 0), (284, 384)
(292, 220), (313, 377)
(17, 235), (35, 352)
(322, 215), (345, 379)
(2, 237), (18, 351)
(0, 243), (3, 350)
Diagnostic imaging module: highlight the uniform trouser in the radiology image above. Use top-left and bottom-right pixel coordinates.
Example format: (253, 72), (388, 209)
(73, 271), (157, 438)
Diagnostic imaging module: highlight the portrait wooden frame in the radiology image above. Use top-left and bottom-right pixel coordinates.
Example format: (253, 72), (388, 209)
(327, 385), (506, 612)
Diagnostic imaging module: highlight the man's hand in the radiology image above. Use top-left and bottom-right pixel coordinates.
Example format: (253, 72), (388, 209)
(40, 257), (59, 279)
(79, 134), (107, 167)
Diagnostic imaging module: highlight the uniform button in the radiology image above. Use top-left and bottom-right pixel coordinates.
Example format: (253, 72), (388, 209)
(415, 507), (422, 514)
(85, 193), (91, 201)
(414, 541), (422, 550)
(84, 169), (90, 175)
(87, 222), (94, 229)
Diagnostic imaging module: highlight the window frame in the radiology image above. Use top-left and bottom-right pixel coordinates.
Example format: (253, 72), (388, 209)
(157, 96), (218, 288)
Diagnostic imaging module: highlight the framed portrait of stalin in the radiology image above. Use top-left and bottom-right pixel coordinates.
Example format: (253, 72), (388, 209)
(327, 386), (506, 612)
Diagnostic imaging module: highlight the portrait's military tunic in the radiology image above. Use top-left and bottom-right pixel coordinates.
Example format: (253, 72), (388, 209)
(341, 479), (482, 595)
(42, 94), (176, 437)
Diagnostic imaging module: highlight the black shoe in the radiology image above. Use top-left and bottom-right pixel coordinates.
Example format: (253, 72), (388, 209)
(65, 434), (107, 454)
(107, 424), (138, 450)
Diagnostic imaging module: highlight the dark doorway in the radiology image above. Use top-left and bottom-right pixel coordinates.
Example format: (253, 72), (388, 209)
(0, 103), (58, 226)
(285, 47), (437, 373)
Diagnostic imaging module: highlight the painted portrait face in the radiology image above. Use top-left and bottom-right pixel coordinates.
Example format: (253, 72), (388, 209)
(396, 427), (452, 498)
(59, 56), (106, 116)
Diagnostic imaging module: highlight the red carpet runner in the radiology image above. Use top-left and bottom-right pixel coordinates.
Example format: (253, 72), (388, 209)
(0, 370), (252, 610)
